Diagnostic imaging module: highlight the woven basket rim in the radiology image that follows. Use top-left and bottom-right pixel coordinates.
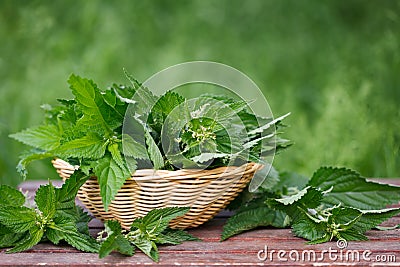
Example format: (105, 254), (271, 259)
(52, 158), (264, 178)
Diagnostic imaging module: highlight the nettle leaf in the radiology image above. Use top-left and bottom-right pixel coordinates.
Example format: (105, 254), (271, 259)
(0, 185), (25, 207)
(46, 216), (77, 245)
(47, 216), (99, 253)
(237, 111), (269, 133)
(247, 113), (291, 136)
(292, 217), (329, 244)
(157, 228), (200, 245)
(132, 238), (158, 262)
(54, 133), (107, 159)
(0, 225), (26, 249)
(75, 206), (92, 235)
(243, 133), (275, 150)
(112, 83), (136, 105)
(124, 70), (157, 116)
(292, 205), (400, 243)
(68, 74), (121, 135)
(16, 150), (53, 179)
(131, 207), (190, 235)
(63, 231), (100, 253)
(122, 134), (148, 159)
(192, 96), (249, 124)
(0, 206), (37, 233)
(273, 186), (312, 205)
(108, 143), (126, 170)
(268, 186), (324, 222)
(100, 233), (133, 258)
(7, 226), (44, 253)
(55, 171), (89, 213)
(144, 129), (164, 169)
(35, 183), (56, 219)
(308, 167), (400, 210)
(149, 91), (185, 133)
(191, 152), (230, 164)
(94, 154), (131, 211)
(270, 171), (309, 194)
(221, 206), (288, 241)
(9, 125), (61, 151)
(354, 208), (400, 233)
(99, 220), (133, 258)
(103, 88), (117, 109)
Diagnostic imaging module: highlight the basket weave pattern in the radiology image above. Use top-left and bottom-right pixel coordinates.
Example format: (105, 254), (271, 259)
(52, 158), (263, 229)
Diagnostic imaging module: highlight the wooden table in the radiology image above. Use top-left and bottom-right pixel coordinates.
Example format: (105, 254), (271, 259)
(1, 180), (399, 266)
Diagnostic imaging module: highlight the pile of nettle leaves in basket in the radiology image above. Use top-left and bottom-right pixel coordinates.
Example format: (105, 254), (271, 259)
(3, 72), (400, 261)
(10, 72), (290, 210)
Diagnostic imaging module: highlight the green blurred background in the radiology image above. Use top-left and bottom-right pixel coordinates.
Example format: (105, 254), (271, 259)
(1, 0), (399, 187)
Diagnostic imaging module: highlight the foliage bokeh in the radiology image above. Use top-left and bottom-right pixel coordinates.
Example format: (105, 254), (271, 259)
(1, 0), (399, 186)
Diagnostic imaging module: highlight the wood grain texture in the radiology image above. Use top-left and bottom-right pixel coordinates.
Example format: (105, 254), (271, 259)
(0, 180), (399, 266)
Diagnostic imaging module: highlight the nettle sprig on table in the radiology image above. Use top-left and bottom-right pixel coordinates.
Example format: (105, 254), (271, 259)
(223, 167), (400, 243)
(0, 177), (198, 261)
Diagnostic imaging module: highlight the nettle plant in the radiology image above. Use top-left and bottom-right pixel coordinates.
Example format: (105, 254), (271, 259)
(4, 72), (400, 261)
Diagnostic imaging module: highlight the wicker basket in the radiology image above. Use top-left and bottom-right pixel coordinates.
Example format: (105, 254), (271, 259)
(52, 158), (263, 229)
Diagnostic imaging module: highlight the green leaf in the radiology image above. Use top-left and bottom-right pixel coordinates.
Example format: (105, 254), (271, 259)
(149, 91), (185, 133)
(268, 186), (324, 222)
(9, 125), (61, 151)
(291, 205), (400, 243)
(75, 206), (92, 235)
(112, 83), (136, 104)
(221, 206), (288, 240)
(255, 165), (280, 192)
(68, 74), (121, 135)
(191, 152), (230, 164)
(247, 113), (290, 135)
(103, 88), (117, 108)
(132, 238), (159, 262)
(354, 208), (400, 233)
(48, 216), (99, 253)
(157, 228), (200, 245)
(308, 167), (400, 210)
(35, 183), (56, 218)
(243, 133), (275, 150)
(121, 134), (148, 159)
(0, 225), (26, 248)
(94, 154), (131, 211)
(7, 226), (44, 253)
(270, 171), (309, 194)
(0, 185), (25, 207)
(46, 217), (77, 244)
(108, 143), (125, 170)
(47, 213), (99, 253)
(144, 129), (164, 169)
(99, 220), (134, 258)
(131, 207), (190, 235)
(54, 133), (107, 159)
(192, 96), (249, 124)
(124, 70), (157, 116)
(63, 231), (100, 253)
(292, 217), (328, 243)
(16, 150), (53, 179)
(55, 170), (89, 214)
(100, 234), (134, 258)
(0, 206), (37, 233)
